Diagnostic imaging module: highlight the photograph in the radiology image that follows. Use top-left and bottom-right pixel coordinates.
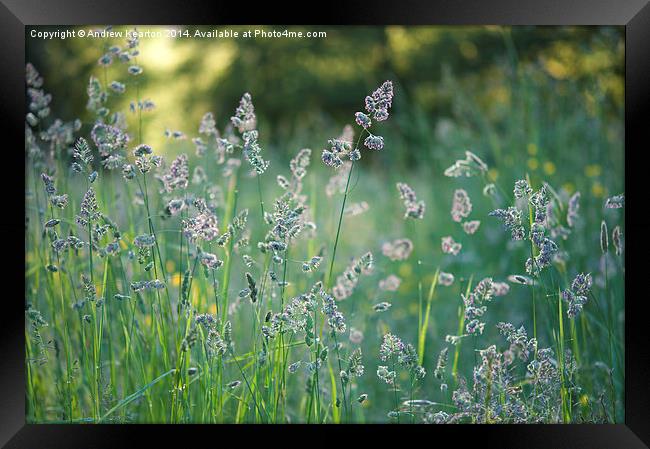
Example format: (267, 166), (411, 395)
(23, 24), (628, 426)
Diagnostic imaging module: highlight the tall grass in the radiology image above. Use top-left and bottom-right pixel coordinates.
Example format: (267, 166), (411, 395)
(24, 29), (624, 424)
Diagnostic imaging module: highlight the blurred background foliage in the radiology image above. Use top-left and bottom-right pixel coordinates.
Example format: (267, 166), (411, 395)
(28, 25), (623, 192)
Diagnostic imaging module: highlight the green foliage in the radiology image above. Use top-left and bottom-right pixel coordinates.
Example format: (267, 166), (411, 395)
(25, 26), (624, 424)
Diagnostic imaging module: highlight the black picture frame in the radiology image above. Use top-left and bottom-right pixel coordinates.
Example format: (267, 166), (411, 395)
(3, 0), (648, 447)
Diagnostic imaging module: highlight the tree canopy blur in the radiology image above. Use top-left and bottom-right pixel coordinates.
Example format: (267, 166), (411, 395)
(28, 25), (623, 190)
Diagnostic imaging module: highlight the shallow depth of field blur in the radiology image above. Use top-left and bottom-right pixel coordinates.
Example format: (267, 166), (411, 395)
(25, 26), (625, 424)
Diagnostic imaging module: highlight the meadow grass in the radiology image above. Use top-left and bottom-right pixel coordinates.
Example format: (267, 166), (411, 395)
(24, 30), (624, 424)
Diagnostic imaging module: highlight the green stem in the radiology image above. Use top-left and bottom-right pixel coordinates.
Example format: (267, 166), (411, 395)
(418, 268), (440, 366)
(452, 276), (473, 382)
(220, 169), (240, 326)
(326, 161), (354, 291)
(392, 356), (399, 424)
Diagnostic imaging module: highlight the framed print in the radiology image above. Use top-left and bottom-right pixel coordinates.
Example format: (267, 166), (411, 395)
(2, 0), (649, 446)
